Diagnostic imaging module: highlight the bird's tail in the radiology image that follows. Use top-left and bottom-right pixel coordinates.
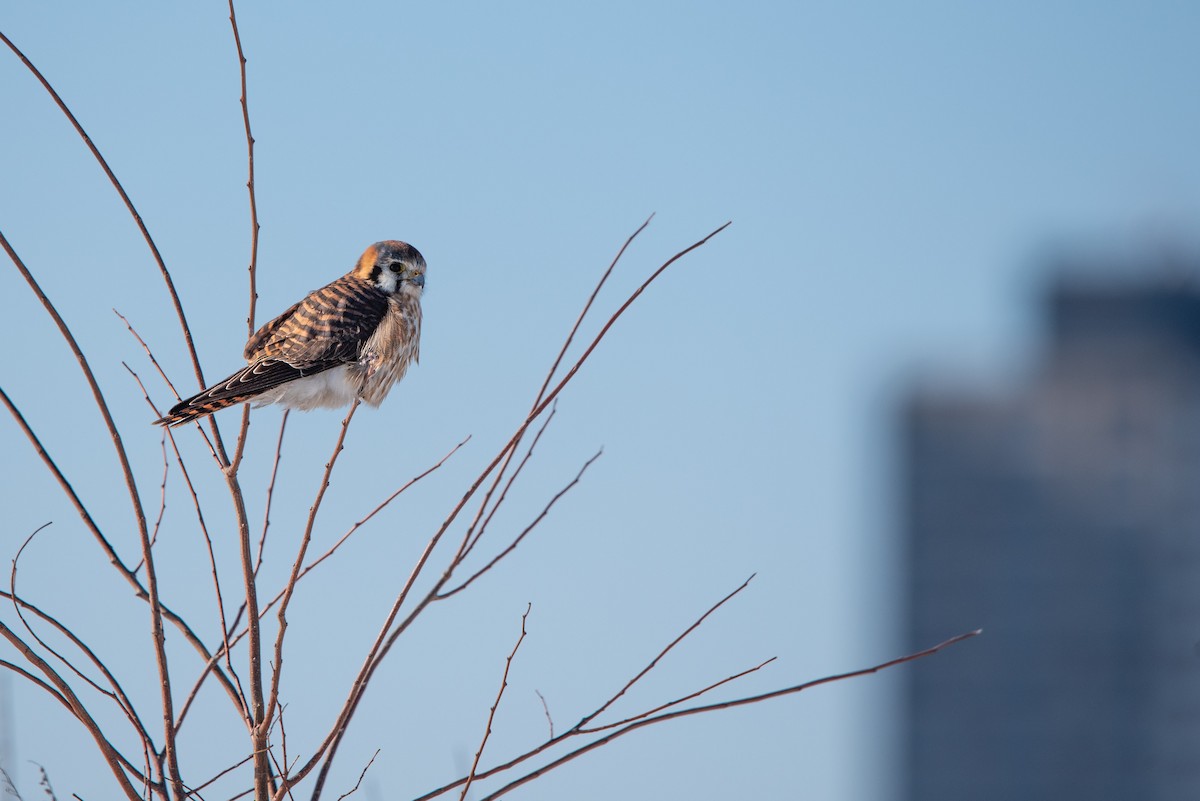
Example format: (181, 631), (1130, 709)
(154, 367), (257, 427)
(154, 393), (246, 427)
(153, 360), (300, 427)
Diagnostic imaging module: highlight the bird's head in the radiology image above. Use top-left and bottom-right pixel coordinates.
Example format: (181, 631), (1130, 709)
(355, 240), (427, 298)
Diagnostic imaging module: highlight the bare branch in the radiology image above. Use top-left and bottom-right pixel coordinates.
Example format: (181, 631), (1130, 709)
(183, 755), (253, 799)
(265, 706), (296, 801)
(228, 0), (260, 341)
(459, 605), (531, 801)
(255, 412), (291, 579)
(284, 434), (468, 588)
(578, 656), (777, 734)
(457, 405), (557, 566)
(130, 433), (170, 574)
(447, 217), (653, 619)
(266, 401), (360, 733)
(0, 658), (69, 710)
(530, 221), (731, 427)
(534, 690), (554, 740)
(579, 574), (754, 728)
(228, 0), (259, 473)
(230, 458), (268, 801)
(460, 216), (653, 570)
(333, 751), (379, 801)
(113, 309), (220, 466)
(534, 214), (653, 408)
(440, 450), (601, 599)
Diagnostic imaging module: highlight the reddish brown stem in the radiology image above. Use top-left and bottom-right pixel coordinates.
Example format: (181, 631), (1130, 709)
(459, 604), (531, 801)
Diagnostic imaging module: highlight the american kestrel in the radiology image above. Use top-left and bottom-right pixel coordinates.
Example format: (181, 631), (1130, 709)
(155, 240), (425, 427)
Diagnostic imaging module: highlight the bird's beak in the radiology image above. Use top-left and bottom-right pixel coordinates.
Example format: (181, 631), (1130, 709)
(408, 274), (425, 288)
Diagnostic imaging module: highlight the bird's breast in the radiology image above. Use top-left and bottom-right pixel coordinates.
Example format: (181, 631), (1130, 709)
(354, 297), (421, 406)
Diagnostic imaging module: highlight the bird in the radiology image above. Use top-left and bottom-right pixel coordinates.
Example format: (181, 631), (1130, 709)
(155, 240), (425, 427)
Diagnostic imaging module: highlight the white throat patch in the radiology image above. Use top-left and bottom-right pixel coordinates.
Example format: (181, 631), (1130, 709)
(374, 268), (399, 294)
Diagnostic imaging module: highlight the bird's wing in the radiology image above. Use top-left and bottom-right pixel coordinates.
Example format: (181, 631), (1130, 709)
(245, 275), (390, 369)
(242, 299), (302, 359)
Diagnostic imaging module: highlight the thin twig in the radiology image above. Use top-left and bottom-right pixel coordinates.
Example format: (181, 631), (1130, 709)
(183, 756), (253, 799)
(580, 574), (754, 727)
(457, 405), (556, 566)
(534, 690), (554, 740)
(440, 450), (601, 599)
(131, 433), (170, 574)
(228, 0), (260, 473)
(578, 656), (777, 734)
(534, 215), (653, 408)
(266, 706), (297, 801)
(460, 605), (531, 801)
(0, 658), (69, 709)
(255, 411), (290, 579)
(266, 401), (360, 733)
(230, 459), (268, 801)
(334, 751), (379, 801)
(283, 435), (469, 589)
(459, 216), (652, 574)
(113, 309), (219, 465)
(228, 0), (259, 340)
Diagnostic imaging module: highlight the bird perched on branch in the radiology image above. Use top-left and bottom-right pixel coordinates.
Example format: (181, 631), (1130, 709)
(155, 240), (425, 427)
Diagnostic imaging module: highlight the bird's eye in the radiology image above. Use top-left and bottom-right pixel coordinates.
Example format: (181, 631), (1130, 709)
(389, 264), (401, 272)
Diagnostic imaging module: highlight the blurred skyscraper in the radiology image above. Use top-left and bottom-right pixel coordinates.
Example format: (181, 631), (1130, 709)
(902, 267), (1200, 800)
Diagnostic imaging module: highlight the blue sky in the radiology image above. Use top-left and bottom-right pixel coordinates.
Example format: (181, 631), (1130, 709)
(2, 3), (1199, 800)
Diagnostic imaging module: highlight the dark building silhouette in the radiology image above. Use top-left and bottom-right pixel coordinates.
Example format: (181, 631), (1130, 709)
(902, 270), (1200, 800)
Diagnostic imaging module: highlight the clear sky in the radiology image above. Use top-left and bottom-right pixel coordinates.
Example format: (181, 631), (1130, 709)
(2, 3), (1199, 800)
